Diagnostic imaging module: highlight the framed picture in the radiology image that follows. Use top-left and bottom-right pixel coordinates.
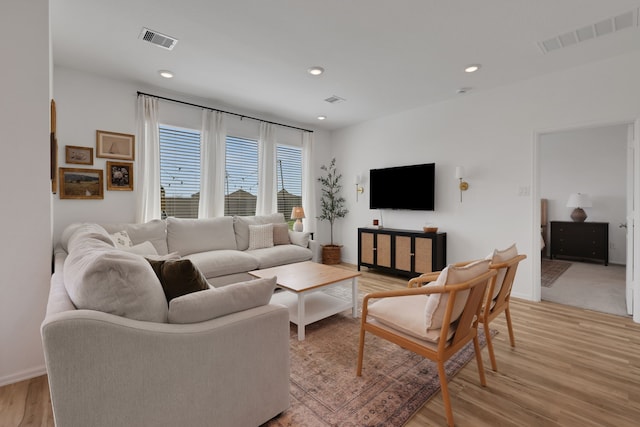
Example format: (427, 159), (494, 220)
(59, 167), (104, 199)
(65, 145), (94, 165)
(51, 99), (58, 193)
(96, 130), (135, 160)
(106, 161), (133, 191)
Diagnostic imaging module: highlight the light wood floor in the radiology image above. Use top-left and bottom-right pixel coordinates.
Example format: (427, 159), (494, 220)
(3, 264), (640, 427)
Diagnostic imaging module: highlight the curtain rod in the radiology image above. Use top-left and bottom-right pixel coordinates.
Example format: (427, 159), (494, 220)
(137, 91), (314, 133)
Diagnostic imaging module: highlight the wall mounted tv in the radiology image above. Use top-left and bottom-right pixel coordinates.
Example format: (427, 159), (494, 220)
(369, 163), (435, 211)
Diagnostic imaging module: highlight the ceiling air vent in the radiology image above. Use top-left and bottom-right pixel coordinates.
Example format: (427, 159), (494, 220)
(139, 28), (178, 50)
(324, 95), (346, 104)
(538, 8), (638, 54)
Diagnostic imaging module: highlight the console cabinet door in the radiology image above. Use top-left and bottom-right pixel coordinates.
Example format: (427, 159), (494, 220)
(414, 237), (433, 274)
(377, 234), (392, 268)
(395, 236), (412, 272)
(360, 232), (375, 265)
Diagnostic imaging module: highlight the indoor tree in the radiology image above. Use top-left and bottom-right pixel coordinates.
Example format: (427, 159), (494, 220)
(317, 158), (348, 258)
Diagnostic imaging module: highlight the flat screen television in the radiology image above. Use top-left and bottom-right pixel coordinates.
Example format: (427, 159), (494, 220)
(369, 163), (435, 210)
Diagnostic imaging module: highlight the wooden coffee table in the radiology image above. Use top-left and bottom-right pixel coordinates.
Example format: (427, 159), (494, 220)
(249, 261), (361, 340)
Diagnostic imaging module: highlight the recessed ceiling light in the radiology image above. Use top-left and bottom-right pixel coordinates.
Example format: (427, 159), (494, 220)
(464, 64), (481, 73)
(308, 66), (325, 76)
(159, 70), (174, 79)
(317, 115), (327, 120)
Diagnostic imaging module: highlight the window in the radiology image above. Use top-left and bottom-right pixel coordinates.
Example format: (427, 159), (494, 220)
(159, 125), (201, 218)
(276, 145), (302, 225)
(225, 136), (258, 216)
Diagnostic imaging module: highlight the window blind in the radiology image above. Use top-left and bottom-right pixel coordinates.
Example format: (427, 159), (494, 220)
(225, 136), (258, 216)
(159, 125), (201, 218)
(276, 145), (302, 222)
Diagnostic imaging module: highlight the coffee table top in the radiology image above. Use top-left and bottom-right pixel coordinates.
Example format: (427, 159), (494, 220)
(249, 261), (360, 293)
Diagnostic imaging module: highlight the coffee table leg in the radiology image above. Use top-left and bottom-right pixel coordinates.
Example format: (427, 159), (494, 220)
(352, 277), (358, 318)
(298, 293), (306, 340)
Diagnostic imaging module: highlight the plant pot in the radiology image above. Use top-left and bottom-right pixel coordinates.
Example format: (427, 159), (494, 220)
(322, 245), (342, 265)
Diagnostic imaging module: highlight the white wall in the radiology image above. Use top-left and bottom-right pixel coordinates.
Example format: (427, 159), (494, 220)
(330, 50), (640, 301)
(540, 124), (628, 264)
(53, 66), (332, 243)
(0, 0), (52, 385)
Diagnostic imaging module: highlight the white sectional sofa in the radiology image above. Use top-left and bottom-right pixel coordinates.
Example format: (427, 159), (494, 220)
(41, 214), (317, 427)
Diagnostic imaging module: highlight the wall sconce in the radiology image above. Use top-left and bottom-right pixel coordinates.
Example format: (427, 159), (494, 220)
(290, 206), (305, 232)
(455, 166), (469, 202)
(566, 193), (592, 222)
(355, 174), (364, 202)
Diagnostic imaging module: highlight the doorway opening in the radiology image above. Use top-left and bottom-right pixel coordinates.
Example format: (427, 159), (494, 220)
(536, 122), (633, 317)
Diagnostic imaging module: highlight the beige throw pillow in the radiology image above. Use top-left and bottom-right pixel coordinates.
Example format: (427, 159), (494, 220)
(490, 243), (518, 300)
(273, 223), (291, 245)
(424, 259), (490, 330)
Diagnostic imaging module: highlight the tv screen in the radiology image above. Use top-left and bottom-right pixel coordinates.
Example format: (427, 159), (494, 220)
(369, 163), (435, 210)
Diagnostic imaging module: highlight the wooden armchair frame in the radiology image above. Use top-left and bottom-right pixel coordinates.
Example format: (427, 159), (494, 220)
(357, 268), (497, 427)
(454, 253), (527, 371)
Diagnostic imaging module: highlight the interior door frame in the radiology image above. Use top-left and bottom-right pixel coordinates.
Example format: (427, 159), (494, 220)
(532, 118), (639, 323)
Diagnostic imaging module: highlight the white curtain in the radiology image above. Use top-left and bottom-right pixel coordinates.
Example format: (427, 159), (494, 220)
(198, 110), (226, 218)
(256, 122), (277, 215)
(302, 131), (317, 232)
(135, 95), (161, 223)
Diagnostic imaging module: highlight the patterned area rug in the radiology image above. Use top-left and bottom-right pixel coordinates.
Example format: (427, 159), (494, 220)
(263, 311), (493, 427)
(541, 259), (572, 287)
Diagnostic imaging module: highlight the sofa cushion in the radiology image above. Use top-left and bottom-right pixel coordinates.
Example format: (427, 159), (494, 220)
(63, 231), (168, 323)
(246, 244), (312, 269)
(248, 224), (274, 250)
(147, 258), (210, 302)
(65, 223), (115, 253)
(168, 276), (277, 324)
(101, 220), (168, 255)
(272, 223), (290, 245)
(167, 217), (237, 255)
(233, 213), (286, 251)
(185, 250), (259, 279)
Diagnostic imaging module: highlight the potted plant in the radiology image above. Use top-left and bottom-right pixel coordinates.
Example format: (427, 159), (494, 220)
(317, 158), (348, 264)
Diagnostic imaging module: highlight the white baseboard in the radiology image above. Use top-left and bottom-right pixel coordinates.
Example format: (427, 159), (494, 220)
(0, 365), (47, 387)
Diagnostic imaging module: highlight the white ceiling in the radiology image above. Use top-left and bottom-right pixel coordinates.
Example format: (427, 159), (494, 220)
(51, 0), (640, 131)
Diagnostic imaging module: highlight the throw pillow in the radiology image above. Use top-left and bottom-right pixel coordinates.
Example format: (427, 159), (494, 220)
(273, 223), (291, 245)
(490, 243), (518, 300)
(288, 230), (310, 248)
(248, 223), (274, 250)
(110, 230), (133, 248)
(120, 240), (158, 256)
(147, 258), (210, 303)
(424, 259), (490, 330)
(168, 276), (277, 324)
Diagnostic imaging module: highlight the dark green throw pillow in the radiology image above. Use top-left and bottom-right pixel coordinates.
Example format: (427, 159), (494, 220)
(147, 258), (209, 302)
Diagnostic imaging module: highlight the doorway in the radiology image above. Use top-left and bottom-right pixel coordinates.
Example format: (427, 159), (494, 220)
(537, 122), (631, 317)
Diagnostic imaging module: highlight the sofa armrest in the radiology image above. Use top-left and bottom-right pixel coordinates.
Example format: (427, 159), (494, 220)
(41, 304), (290, 427)
(309, 239), (322, 263)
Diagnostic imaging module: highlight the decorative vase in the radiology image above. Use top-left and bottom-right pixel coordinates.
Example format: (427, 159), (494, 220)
(322, 245), (342, 265)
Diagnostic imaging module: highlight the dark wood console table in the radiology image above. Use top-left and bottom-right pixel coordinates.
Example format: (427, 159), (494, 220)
(357, 227), (446, 277)
(550, 221), (608, 265)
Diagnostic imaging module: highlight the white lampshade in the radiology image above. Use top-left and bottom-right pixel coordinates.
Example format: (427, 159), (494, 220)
(566, 193), (592, 208)
(455, 166), (465, 179)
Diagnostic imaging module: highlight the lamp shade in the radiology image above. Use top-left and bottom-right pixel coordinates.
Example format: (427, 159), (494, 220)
(290, 206), (305, 220)
(566, 193), (592, 208)
(455, 166), (465, 179)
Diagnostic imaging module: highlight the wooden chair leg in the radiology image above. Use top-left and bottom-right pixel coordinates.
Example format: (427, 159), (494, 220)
(483, 322), (498, 371)
(356, 325), (366, 376)
(505, 306), (516, 347)
(473, 335), (487, 386)
(437, 361), (455, 427)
